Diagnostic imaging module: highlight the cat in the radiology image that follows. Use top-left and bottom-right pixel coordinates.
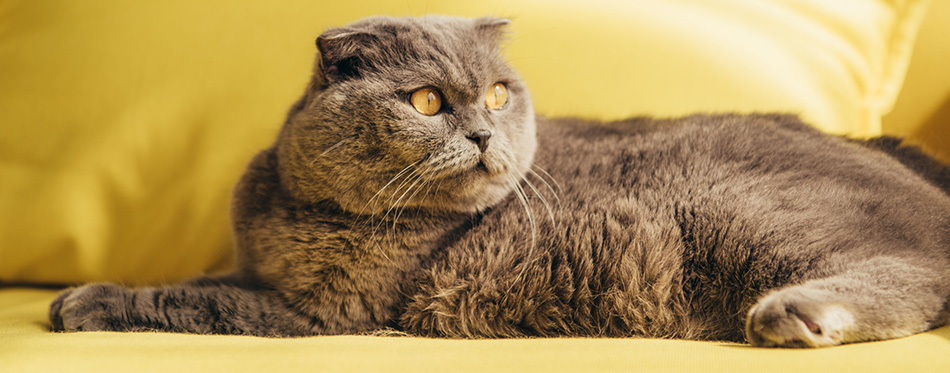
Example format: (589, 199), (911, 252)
(49, 15), (950, 348)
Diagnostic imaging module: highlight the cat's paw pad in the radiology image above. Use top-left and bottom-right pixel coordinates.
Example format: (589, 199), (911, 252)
(49, 283), (132, 332)
(746, 287), (854, 348)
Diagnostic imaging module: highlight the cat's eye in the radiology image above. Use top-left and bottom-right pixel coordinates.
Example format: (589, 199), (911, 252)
(411, 88), (442, 116)
(485, 83), (509, 110)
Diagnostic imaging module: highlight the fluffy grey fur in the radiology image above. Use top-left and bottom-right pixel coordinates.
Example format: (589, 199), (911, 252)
(50, 16), (950, 348)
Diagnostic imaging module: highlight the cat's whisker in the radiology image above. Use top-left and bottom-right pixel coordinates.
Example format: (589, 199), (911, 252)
(308, 138), (350, 168)
(385, 167), (439, 259)
(489, 0), (517, 23)
(375, 165), (432, 252)
(392, 167), (435, 231)
(416, 168), (439, 208)
(432, 176), (448, 211)
(358, 161), (421, 217)
(364, 163), (429, 267)
(387, 166), (426, 208)
(522, 173), (556, 227)
(409, 166), (441, 215)
(356, 162), (419, 238)
(386, 169), (424, 218)
(364, 204), (397, 266)
(504, 171), (538, 293)
(400, 177), (432, 226)
(531, 165), (563, 193)
(373, 165), (424, 236)
(403, 167), (436, 210)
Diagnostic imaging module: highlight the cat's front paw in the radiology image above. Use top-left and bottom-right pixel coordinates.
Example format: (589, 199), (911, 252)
(400, 291), (469, 337)
(401, 285), (516, 338)
(746, 286), (855, 348)
(49, 283), (134, 332)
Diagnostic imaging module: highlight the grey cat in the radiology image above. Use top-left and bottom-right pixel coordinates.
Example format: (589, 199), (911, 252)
(49, 16), (950, 348)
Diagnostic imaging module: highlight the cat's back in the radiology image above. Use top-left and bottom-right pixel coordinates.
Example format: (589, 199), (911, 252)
(534, 113), (950, 259)
(535, 113), (950, 218)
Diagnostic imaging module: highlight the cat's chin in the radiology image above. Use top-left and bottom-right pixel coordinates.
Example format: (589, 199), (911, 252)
(425, 178), (514, 214)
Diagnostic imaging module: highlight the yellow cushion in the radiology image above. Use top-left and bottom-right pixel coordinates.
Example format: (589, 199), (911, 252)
(0, 0), (930, 284)
(883, 0), (950, 162)
(3, 288), (950, 372)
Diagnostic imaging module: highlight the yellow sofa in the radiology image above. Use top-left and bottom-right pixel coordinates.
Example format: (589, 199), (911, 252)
(2, 0), (949, 371)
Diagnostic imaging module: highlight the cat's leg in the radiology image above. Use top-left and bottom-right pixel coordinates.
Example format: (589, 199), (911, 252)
(49, 275), (312, 336)
(745, 256), (950, 347)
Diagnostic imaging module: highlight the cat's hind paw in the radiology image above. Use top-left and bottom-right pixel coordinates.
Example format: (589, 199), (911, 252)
(745, 287), (854, 348)
(49, 283), (134, 332)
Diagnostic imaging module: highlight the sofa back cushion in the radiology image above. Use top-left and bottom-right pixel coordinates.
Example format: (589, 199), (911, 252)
(0, 0), (927, 285)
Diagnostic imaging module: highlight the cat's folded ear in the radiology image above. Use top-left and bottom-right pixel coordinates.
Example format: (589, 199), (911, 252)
(474, 17), (512, 45)
(316, 28), (379, 84)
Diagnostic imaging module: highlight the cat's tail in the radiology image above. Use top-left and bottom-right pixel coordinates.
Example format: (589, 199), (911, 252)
(860, 136), (950, 194)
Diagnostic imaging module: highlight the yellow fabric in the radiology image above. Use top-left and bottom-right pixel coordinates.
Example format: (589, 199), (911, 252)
(2, 288), (949, 372)
(0, 0), (930, 285)
(882, 0), (950, 162)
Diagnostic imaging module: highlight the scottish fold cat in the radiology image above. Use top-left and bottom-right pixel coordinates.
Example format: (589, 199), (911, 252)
(50, 16), (950, 348)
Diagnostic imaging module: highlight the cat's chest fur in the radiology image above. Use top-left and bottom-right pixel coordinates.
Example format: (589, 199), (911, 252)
(230, 148), (479, 332)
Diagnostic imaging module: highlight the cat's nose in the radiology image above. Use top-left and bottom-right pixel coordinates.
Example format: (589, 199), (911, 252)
(467, 130), (492, 153)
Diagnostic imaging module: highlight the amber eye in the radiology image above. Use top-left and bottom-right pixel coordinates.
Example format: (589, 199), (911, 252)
(485, 83), (509, 110)
(411, 88), (442, 116)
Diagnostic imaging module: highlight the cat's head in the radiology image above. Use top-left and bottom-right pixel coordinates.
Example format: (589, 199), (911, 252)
(275, 16), (537, 215)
